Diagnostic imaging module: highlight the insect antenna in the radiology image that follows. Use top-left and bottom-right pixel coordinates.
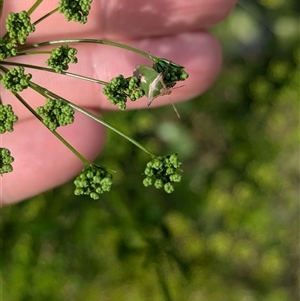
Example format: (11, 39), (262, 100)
(169, 96), (180, 118)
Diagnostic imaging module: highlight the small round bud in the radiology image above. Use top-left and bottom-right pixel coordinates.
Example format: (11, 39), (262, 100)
(154, 179), (164, 189)
(164, 182), (174, 194)
(170, 173), (182, 183)
(143, 177), (153, 187)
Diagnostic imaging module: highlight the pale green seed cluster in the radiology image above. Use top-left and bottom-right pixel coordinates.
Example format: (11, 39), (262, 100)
(58, 0), (93, 24)
(1, 67), (32, 93)
(6, 11), (35, 44)
(0, 148), (14, 175)
(46, 45), (78, 73)
(74, 164), (113, 199)
(103, 75), (144, 110)
(36, 98), (75, 131)
(0, 104), (18, 134)
(143, 154), (182, 193)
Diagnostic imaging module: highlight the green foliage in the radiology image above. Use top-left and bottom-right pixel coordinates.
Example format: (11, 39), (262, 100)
(1, 66), (32, 92)
(36, 98), (75, 131)
(0, 147), (14, 174)
(5, 11), (35, 44)
(0, 103), (18, 134)
(58, 0), (93, 24)
(74, 164), (113, 199)
(46, 45), (78, 73)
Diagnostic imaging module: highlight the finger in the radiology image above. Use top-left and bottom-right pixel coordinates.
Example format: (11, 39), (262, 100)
(1, 111), (106, 205)
(4, 0), (237, 39)
(4, 31), (222, 119)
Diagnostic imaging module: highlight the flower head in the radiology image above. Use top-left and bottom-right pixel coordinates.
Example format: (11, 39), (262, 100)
(74, 164), (113, 199)
(0, 104), (18, 134)
(152, 58), (189, 88)
(46, 45), (78, 73)
(143, 154), (182, 193)
(59, 0), (93, 24)
(103, 75), (144, 110)
(1, 67), (32, 93)
(36, 98), (74, 131)
(6, 11), (35, 45)
(0, 148), (14, 175)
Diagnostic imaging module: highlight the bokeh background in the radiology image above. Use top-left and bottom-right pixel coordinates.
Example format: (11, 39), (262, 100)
(1, 1), (299, 300)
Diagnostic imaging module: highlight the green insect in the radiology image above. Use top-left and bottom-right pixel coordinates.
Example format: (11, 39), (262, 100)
(133, 65), (172, 106)
(133, 64), (182, 118)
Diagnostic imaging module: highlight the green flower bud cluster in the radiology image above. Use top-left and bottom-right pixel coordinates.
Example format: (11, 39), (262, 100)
(46, 45), (78, 73)
(103, 75), (145, 110)
(153, 58), (189, 88)
(0, 104), (18, 134)
(0, 148), (14, 175)
(6, 11), (35, 45)
(58, 0), (93, 24)
(0, 38), (17, 59)
(143, 154), (182, 193)
(1, 67), (32, 93)
(74, 164), (113, 199)
(36, 98), (75, 131)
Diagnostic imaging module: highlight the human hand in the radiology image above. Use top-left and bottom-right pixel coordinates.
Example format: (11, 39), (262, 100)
(1, 0), (237, 205)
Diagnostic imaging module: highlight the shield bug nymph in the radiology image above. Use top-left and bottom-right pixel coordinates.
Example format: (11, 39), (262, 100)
(133, 64), (181, 118)
(133, 65), (172, 106)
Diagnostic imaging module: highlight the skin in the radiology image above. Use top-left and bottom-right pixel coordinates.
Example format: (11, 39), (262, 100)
(0, 0), (237, 205)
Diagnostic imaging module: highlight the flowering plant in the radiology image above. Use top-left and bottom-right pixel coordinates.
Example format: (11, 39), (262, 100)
(0, 0), (188, 199)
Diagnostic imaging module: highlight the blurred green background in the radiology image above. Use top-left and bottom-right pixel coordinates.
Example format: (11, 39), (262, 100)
(1, 1), (299, 300)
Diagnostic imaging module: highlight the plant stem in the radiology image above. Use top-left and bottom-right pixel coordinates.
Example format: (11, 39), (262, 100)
(28, 81), (155, 157)
(27, 0), (44, 16)
(16, 51), (52, 55)
(0, 61), (108, 85)
(33, 7), (59, 26)
(70, 104), (155, 158)
(13, 91), (90, 166)
(18, 39), (158, 61)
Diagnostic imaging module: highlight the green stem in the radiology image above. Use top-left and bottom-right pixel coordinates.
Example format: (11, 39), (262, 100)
(16, 51), (52, 55)
(70, 104), (155, 157)
(0, 61), (108, 85)
(18, 39), (158, 61)
(33, 7), (59, 26)
(28, 81), (155, 157)
(27, 0), (44, 15)
(13, 91), (90, 166)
